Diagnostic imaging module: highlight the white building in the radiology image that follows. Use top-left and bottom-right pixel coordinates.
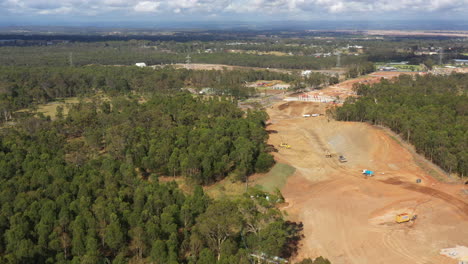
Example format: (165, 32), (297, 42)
(135, 62), (147, 68)
(272, 84), (291, 90)
(301, 70), (312, 77)
(454, 59), (468, 66)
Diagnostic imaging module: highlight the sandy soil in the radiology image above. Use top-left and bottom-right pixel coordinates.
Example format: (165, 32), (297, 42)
(305, 72), (426, 100)
(266, 101), (468, 264)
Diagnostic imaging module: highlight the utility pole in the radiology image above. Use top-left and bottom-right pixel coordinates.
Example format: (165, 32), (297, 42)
(69, 52), (73, 67)
(439, 48), (443, 65)
(185, 54), (191, 69)
(336, 52), (341, 67)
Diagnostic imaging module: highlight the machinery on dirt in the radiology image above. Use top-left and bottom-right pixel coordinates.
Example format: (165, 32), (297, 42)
(325, 151), (333, 158)
(279, 136), (291, 149)
(279, 143), (291, 149)
(362, 169), (374, 176)
(395, 213), (417, 223)
(339, 155), (347, 163)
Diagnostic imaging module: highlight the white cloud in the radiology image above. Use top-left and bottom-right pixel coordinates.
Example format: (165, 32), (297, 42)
(0, 0), (467, 17)
(134, 1), (160, 12)
(37, 6), (72, 15)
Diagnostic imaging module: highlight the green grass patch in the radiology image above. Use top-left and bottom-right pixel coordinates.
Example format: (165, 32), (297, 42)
(254, 163), (296, 193)
(16, 97), (79, 120)
(36, 97), (80, 119)
(375, 63), (422, 72)
(205, 179), (247, 199)
(205, 163), (296, 199)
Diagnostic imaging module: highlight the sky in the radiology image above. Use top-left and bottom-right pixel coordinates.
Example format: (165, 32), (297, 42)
(1, 0), (468, 27)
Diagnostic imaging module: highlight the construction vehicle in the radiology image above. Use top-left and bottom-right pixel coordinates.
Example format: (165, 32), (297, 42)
(339, 155), (347, 163)
(362, 169), (374, 176)
(279, 136), (290, 149)
(325, 151), (332, 158)
(395, 213), (417, 223)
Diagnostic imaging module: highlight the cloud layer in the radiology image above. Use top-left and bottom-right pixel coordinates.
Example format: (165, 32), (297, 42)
(1, 0), (467, 18)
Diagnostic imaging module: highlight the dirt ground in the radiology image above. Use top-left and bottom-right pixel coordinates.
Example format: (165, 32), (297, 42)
(309, 71), (426, 100)
(164, 63), (295, 74)
(266, 101), (468, 264)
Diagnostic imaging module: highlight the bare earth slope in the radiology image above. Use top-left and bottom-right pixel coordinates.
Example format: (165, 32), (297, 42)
(267, 101), (468, 264)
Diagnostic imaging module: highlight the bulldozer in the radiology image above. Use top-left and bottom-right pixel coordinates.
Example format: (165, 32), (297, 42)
(395, 213), (417, 223)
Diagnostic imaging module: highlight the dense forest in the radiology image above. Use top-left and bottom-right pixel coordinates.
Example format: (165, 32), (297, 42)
(0, 94), (316, 263)
(334, 73), (468, 176)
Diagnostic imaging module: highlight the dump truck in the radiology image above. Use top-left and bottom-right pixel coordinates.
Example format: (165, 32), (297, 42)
(339, 155), (347, 163)
(395, 213), (417, 223)
(362, 169), (374, 176)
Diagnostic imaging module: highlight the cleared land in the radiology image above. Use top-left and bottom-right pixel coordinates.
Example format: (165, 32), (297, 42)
(205, 162), (296, 198)
(265, 101), (468, 264)
(300, 71), (427, 100)
(16, 97), (79, 119)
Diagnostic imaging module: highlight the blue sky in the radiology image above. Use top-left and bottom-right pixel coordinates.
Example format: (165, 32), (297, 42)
(1, 0), (468, 26)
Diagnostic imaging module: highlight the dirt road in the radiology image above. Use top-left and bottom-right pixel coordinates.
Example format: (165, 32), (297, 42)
(267, 101), (468, 264)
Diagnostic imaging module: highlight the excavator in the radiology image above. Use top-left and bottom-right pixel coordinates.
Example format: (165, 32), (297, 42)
(279, 136), (291, 149)
(395, 213), (417, 223)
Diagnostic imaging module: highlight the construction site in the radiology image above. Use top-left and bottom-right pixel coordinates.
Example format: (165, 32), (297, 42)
(265, 96), (468, 263)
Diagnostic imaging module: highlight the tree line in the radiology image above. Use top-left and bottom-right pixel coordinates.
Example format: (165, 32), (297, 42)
(345, 62), (375, 78)
(334, 73), (467, 176)
(0, 65), (297, 122)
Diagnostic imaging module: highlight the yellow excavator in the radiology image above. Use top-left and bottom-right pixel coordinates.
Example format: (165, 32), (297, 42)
(279, 136), (291, 149)
(395, 213), (417, 223)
